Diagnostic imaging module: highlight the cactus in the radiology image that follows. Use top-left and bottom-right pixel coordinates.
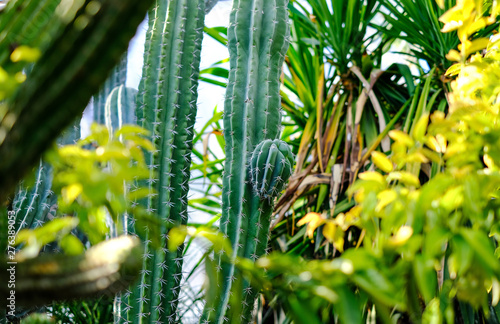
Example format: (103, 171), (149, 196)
(0, 0), (155, 202)
(94, 55), (129, 124)
(115, 0), (206, 323)
(204, 0), (219, 13)
(201, 0), (292, 322)
(104, 85), (137, 136)
(11, 161), (57, 232)
(250, 139), (294, 200)
(102, 83), (137, 238)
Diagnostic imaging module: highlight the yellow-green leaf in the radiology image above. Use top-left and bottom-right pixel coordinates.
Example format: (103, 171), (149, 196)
(298, 212), (325, 239)
(10, 46), (41, 62)
(386, 171), (421, 187)
(445, 49), (462, 62)
(358, 171), (385, 185)
(446, 63), (462, 76)
(59, 234), (85, 255)
(371, 151), (393, 173)
(323, 221), (344, 252)
(389, 130), (414, 147)
(412, 113), (429, 143)
(461, 38), (490, 57)
(168, 227), (188, 252)
(376, 189), (398, 212)
(389, 226), (413, 246)
(62, 183), (83, 205)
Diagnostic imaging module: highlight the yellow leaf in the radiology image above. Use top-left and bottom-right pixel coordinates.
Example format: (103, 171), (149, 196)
(62, 183), (82, 205)
(0, 67), (8, 83)
(297, 212), (321, 226)
(10, 46), (41, 63)
(412, 113), (429, 143)
(168, 227), (187, 252)
(406, 151), (430, 164)
(439, 2), (475, 33)
(323, 221), (336, 242)
(435, 0), (444, 9)
(446, 63), (462, 76)
(440, 186), (464, 211)
(371, 151), (393, 173)
(439, 7), (464, 33)
(14, 72), (26, 83)
(323, 221), (344, 252)
(484, 154), (495, 169)
(386, 172), (421, 187)
(426, 134), (447, 153)
(345, 206), (362, 220)
(358, 171), (385, 185)
(375, 189), (398, 212)
(334, 212), (356, 232)
(298, 212), (325, 239)
(354, 189), (365, 203)
(445, 49), (462, 62)
(58, 145), (92, 158)
(464, 19), (487, 40)
(389, 226), (413, 246)
(460, 37), (490, 57)
(389, 130), (415, 147)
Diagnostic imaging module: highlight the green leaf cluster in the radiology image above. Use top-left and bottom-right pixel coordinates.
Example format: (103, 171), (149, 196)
(15, 124), (155, 259)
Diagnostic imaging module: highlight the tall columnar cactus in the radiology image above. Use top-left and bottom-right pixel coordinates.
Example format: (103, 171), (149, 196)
(101, 84), (138, 238)
(94, 55), (129, 124)
(11, 160), (57, 233)
(104, 85), (137, 136)
(202, 0), (292, 323)
(115, 0), (206, 323)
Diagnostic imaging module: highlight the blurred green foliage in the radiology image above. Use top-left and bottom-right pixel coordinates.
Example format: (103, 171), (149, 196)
(14, 124), (157, 261)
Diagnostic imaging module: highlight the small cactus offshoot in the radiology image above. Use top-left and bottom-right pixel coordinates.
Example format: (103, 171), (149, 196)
(250, 139), (294, 200)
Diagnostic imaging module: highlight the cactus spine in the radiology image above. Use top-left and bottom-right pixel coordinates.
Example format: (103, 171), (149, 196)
(202, 0), (291, 323)
(115, 0), (206, 323)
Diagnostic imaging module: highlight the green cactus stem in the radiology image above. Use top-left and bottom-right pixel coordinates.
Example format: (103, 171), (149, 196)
(204, 0), (219, 13)
(94, 55), (129, 124)
(104, 85), (137, 136)
(0, 0), (155, 203)
(0, 235), (143, 307)
(102, 84), (137, 239)
(202, 0), (291, 323)
(115, 0), (206, 323)
(11, 160), (57, 233)
(250, 139), (294, 200)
